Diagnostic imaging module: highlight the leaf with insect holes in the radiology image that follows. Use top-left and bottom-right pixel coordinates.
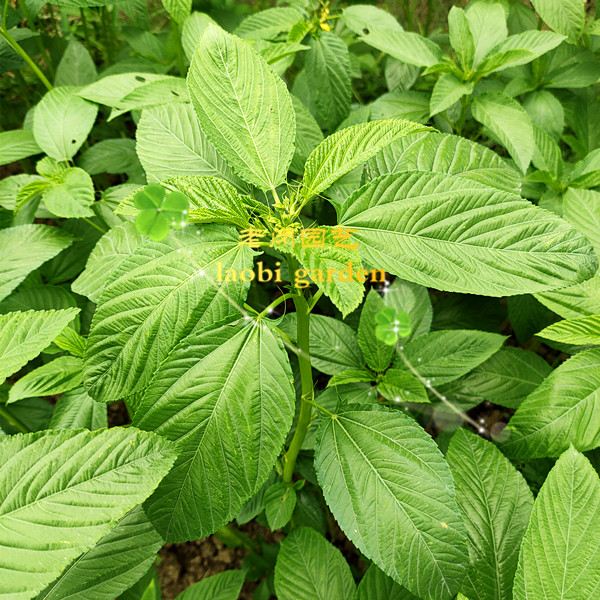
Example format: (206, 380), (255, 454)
(134, 184), (189, 241)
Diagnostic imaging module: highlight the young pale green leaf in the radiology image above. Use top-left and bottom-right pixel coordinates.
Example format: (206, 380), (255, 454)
(41, 167), (95, 218)
(531, 126), (563, 177)
(356, 564), (418, 599)
(0, 129), (41, 166)
(530, 0), (585, 39)
(340, 172), (597, 296)
(360, 29), (442, 67)
(48, 385), (107, 431)
(447, 429), (534, 600)
(175, 570), (245, 600)
(343, 5), (402, 35)
(0, 308), (80, 384)
(33, 87), (98, 161)
(79, 139), (143, 180)
(513, 447), (600, 600)
(536, 273), (600, 319)
(162, 0), (191, 25)
(460, 347), (552, 409)
(370, 90), (430, 124)
(187, 24), (295, 191)
(305, 32), (351, 131)
(71, 222), (145, 303)
(358, 290), (395, 371)
(274, 527), (356, 600)
(279, 314), (363, 375)
(378, 369), (429, 403)
(301, 119), (428, 200)
(54, 40), (97, 86)
(538, 314), (600, 346)
(78, 73), (172, 107)
(471, 93), (534, 173)
(383, 278), (432, 343)
(477, 31), (565, 75)
(524, 92), (565, 141)
(133, 319), (295, 541)
(264, 482), (297, 530)
(8, 355), (83, 404)
(290, 95), (323, 176)
(429, 73), (473, 117)
(315, 406), (467, 600)
(448, 7), (475, 70)
(0, 225), (73, 302)
(83, 226), (254, 403)
(569, 149), (600, 189)
(500, 348), (600, 458)
(396, 330), (506, 386)
(36, 506), (162, 600)
(366, 131), (521, 194)
(136, 103), (244, 188)
(465, 1), (507, 67)
(0, 428), (176, 600)
(235, 7), (303, 40)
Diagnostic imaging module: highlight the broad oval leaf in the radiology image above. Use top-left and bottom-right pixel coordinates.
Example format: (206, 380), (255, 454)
(0, 129), (41, 166)
(367, 131), (521, 194)
(536, 273), (600, 319)
(187, 24), (295, 190)
(338, 171), (597, 296)
(136, 103), (243, 188)
(33, 87), (98, 162)
(356, 564), (419, 600)
(447, 429), (534, 600)
(133, 319), (295, 541)
(0, 427), (176, 600)
(36, 506), (162, 600)
(274, 527), (356, 600)
(358, 289), (395, 371)
(175, 569), (245, 600)
(513, 446), (600, 600)
(83, 226), (254, 403)
(360, 29), (442, 68)
(538, 314), (600, 346)
(48, 386), (107, 431)
(530, 0), (585, 39)
(0, 308), (80, 384)
(315, 405), (467, 600)
(500, 348), (600, 458)
(301, 119), (428, 200)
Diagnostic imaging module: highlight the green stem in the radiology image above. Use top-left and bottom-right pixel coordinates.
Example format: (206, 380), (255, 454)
(283, 256), (314, 484)
(0, 404), (30, 434)
(83, 217), (107, 234)
(216, 524), (260, 553)
(258, 292), (295, 318)
(0, 26), (53, 90)
(20, 0), (55, 78)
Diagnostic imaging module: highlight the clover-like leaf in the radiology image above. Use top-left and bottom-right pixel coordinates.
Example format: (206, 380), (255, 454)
(375, 306), (411, 345)
(133, 184), (189, 241)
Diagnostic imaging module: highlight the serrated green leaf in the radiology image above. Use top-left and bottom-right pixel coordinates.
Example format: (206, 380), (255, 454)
(366, 131), (521, 194)
(41, 167), (95, 218)
(315, 406), (467, 600)
(378, 369), (428, 403)
(33, 87), (98, 162)
(37, 506), (162, 600)
(430, 73), (473, 117)
(340, 172), (597, 296)
(136, 103), (244, 187)
(465, 2), (507, 67)
(396, 329), (506, 386)
(71, 222), (144, 303)
(383, 278), (432, 343)
(304, 32), (351, 131)
(358, 290), (395, 371)
(0, 225), (73, 302)
(162, 0), (190, 25)
(83, 226), (254, 403)
(356, 564), (418, 599)
(78, 73), (171, 107)
(500, 348), (600, 458)
(0, 129), (41, 167)
(530, 0), (585, 39)
(569, 149), (600, 189)
(342, 5), (402, 36)
(471, 93), (534, 173)
(264, 482), (297, 530)
(187, 24), (295, 191)
(55, 40), (97, 87)
(133, 319), (295, 541)
(235, 7), (303, 40)
(8, 355), (83, 404)
(447, 429), (533, 600)
(538, 314), (600, 345)
(290, 95), (323, 176)
(536, 273), (600, 319)
(0, 427), (176, 600)
(274, 527), (356, 600)
(0, 308), (80, 384)
(175, 570), (245, 600)
(513, 446), (600, 599)
(301, 119), (428, 200)
(181, 12), (217, 61)
(448, 7), (475, 71)
(48, 385), (107, 431)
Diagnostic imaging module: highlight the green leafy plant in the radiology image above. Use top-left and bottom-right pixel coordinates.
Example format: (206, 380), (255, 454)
(1, 1), (600, 599)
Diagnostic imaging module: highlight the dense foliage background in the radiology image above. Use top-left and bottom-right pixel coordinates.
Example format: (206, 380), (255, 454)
(1, 1), (600, 599)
